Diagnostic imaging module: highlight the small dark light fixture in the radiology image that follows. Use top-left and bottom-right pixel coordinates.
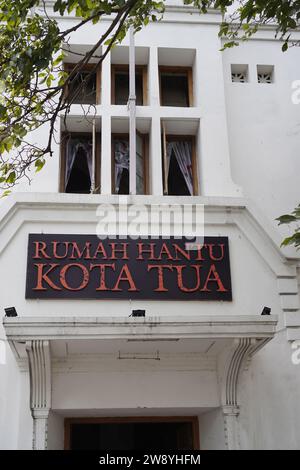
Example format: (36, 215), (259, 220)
(4, 307), (18, 317)
(131, 309), (145, 318)
(261, 306), (271, 316)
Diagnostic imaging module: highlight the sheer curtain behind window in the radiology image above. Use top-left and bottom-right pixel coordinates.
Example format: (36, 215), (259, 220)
(114, 137), (145, 194)
(166, 140), (193, 195)
(114, 139), (129, 193)
(136, 133), (144, 194)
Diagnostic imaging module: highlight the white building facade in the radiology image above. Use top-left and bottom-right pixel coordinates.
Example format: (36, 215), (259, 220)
(0, 1), (300, 450)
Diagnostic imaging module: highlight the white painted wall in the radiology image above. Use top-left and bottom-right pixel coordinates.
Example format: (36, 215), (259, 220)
(47, 412), (64, 450)
(17, 371), (33, 450)
(51, 360), (218, 412)
(223, 40), (300, 237)
(239, 332), (300, 450)
(0, 345), (22, 449)
(200, 408), (226, 450)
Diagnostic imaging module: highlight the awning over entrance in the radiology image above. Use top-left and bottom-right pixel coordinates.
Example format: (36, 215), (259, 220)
(3, 314), (277, 450)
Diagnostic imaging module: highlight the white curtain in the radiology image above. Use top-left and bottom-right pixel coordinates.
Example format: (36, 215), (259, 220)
(114, 139), (129, 193)
(166, 140), (193, 195)
(65, 138), (93, 188)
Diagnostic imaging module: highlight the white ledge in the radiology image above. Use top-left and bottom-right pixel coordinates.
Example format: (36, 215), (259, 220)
(3, 314), (278, 341)
(0, 192), (298, 271)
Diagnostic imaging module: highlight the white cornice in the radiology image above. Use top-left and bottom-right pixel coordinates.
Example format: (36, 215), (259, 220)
(35, 1), (300, 38)
(3, 314), (278, 341)
(0, 193), (298, 271)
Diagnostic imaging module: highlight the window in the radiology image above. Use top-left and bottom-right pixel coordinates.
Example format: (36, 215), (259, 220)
(159, 67), (193, 107)
(231, 64), (248, 83)
(257, 65), (274, 84)
(60, 132), (100, 194)
(162, 131), (198, 196)
(64, 64), (101, 105)
(112, 133), (148, 194)
(111, 65), (147, 105)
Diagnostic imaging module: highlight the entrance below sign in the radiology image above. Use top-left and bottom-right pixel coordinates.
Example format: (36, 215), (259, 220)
(65, 417), (199, 450)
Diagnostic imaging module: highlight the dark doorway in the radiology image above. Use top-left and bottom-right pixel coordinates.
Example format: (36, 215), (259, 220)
(66, 417), (199, 450)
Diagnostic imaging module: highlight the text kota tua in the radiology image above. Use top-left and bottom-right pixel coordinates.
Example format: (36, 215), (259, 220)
(31, 241), (228, 292)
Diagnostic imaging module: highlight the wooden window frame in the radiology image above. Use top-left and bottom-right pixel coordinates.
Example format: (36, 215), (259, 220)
(162, 132), (198, 196)
(111, 132), (149, 195)
(159, 66), (193, 107)
(111, 64), (148, 105)
(64, 63), (101, 105)
(59, 131), (101, 194)
(64, 416), (200, 450)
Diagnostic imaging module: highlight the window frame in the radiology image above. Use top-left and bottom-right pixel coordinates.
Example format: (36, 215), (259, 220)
(64, 63), (101, 105)
(111, 64), (148, 106)
(161, 132), (198, 196)
(59, 131), (101, 194)
(111, 132), (149, 195)
(159, 66), (193, 107)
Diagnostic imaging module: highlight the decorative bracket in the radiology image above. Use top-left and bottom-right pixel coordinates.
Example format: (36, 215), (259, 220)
(218, 337), (267, 449)
(26, 340), (51, 450)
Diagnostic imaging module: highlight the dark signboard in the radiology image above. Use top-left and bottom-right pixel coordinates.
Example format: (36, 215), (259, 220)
(25, 234), (232, 300)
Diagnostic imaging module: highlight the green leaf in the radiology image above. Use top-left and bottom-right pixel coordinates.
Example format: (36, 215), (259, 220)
(292, 205), (300, 217)
(46, 76), (52, 87)
(3, 137), (14, 152)
(281, 233), (300, 248)
(6, 171), (16, 184)
(35, 159), (46, 172)
(276, 214), (297, 225)
(0, 190), (12, 198)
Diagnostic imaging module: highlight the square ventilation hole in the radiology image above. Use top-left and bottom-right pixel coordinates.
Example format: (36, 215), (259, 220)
(231, 64), (248, 83)
(257, 65), (274, 83)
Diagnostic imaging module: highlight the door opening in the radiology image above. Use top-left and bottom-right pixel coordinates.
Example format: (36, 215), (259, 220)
(65, 417), (199, 450)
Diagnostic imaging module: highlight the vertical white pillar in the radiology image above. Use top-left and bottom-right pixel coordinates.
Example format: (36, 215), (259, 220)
(148, 47), (160, 107)
(91, 118), (96, 193)
(222, 405), (240, 450)
(101, 46), (111, 106)
(129, 26), (136, 195)
(150, 116), (163, 195)
(101, 115), (112, 194)
(148, 47), (163, 195)
(100, 46), (112, 194)
(32, 410), (49, 450)
(195, 35), (242, 197)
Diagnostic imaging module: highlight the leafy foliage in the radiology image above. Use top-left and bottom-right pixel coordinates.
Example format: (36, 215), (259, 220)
(185, 0), (300, 50)
(277, 205), (300, 249)
(0, 0), (165, 190)
(0, 1), (299, 192)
